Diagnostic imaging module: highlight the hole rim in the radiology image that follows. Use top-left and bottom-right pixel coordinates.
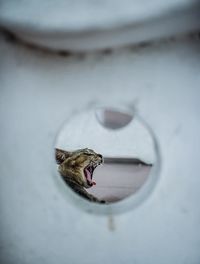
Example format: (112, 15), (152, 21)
(52, 105), (161, 215)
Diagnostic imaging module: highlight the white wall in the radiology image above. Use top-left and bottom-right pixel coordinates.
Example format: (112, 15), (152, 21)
(0, 33), (200, 263)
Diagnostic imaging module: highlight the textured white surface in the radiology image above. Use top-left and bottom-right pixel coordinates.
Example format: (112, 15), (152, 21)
(0, 0), (199, 51)
(0, 0), (194, 31)
(0, 34), (200, 263)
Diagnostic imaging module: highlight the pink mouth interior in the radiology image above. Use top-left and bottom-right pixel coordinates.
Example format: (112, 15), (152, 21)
(84, 165), (96, 186)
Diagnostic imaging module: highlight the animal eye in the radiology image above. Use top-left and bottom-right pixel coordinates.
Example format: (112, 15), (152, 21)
(84, 152), (92, 156)
(82, 149), (93, 155)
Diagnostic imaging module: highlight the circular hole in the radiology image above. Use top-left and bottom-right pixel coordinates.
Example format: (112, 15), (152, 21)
(95, 107), (133, 129)
(54, 105), (160, 214)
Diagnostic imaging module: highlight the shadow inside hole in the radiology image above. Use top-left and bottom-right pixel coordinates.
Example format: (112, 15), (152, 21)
(95, 108), (133, 129)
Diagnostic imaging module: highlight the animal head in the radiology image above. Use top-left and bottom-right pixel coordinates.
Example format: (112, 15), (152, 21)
(55, 148), (103, 188)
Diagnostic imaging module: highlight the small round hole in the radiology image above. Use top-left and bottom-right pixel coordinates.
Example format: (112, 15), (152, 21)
(95, 107), (133, 129)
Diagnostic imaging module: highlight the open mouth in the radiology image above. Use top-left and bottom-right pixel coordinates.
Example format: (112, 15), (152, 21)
(84, 164), (98, 187)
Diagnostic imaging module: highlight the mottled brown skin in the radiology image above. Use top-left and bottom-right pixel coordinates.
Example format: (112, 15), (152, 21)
(55, 148), (105, 203)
